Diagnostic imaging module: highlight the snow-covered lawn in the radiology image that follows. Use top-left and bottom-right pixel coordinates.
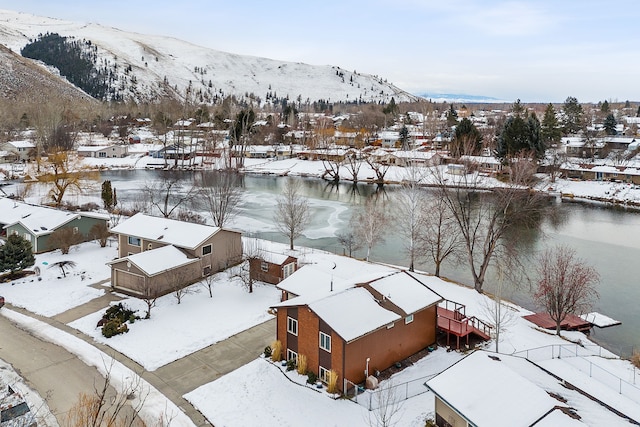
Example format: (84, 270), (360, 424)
(69, 275), (280, 371)
(0, 241), (116, 316)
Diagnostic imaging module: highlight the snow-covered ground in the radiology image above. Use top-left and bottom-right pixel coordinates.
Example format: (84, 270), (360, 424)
(1, 235), (638, 426)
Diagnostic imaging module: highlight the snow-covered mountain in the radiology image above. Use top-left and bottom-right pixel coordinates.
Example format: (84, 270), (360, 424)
(0, 9), (420, 105)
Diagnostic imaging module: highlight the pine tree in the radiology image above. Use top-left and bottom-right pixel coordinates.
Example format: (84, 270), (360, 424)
(0, 234), (35, 275)
(451, 118), (483, 157)
(496, 113), (544, 160)
(600, 100), (610, 113)
(541, 103), (562, 144)
(446, 104), (458, 126)
(603, 113), (617, 135)
(101, 180), (113, 211)
(562, 96), (584, 135)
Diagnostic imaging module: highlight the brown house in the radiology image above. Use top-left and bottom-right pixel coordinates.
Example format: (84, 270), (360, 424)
(271, 271), (442, 392)
(108, 213), (242, 297)
(249, 251), (297, 285)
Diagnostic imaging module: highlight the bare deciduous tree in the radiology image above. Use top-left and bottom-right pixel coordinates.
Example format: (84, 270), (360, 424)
(65, 360), (148, 427)
(534, 245), (599, 336)
(367, 380), (405, 427)
(420, 195), (461, 277)
(394, 167), (426, 272)
(90, 222), (111, 248)
(48, 227), (84, 254)
(481, 267), (516, 353)
(142, 174), (199, 218)
(336, 229), (361, 257)
(431, 166), (544, 292)
(201, 172), (242, 227)
(39, 150), (98, 207)
(273, 180), (310, 250)
(231, 238), (264, 293)
(353, 198), (388, 262)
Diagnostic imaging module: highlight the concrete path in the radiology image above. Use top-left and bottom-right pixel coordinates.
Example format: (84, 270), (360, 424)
(1, 295), (276, 427)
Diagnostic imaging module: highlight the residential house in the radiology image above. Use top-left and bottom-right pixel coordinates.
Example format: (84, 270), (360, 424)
(459, 155), (502, 175)
(427, 350), (629, 426)
(0, 141), (36, 162)
(271, 270), (442, 392)
(108, 213), (242, 297)
(0, 198), (109, 253)
(249, 251), (297, 285)
(77, 145), (128, 158)
(390, 150), (442, 167)
(561, 163), (640, 184)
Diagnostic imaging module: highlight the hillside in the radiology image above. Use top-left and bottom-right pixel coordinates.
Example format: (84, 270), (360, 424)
(0, 9), (420, 105)
(0, 43), (94, 104)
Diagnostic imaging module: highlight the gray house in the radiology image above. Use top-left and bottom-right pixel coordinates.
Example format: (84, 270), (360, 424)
(0, 198), (109, 253)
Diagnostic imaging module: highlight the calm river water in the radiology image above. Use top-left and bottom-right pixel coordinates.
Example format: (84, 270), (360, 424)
(95, 170), (640, 357)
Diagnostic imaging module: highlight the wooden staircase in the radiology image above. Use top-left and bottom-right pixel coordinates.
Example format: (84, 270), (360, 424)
(437, 299), (492, 348)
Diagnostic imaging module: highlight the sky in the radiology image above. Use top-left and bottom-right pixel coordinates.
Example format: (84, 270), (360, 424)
(1, 0), (639, 103)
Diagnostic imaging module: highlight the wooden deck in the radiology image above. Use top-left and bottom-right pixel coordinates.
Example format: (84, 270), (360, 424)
(523, 312), (592, 332)
(437, 300), (492, 348)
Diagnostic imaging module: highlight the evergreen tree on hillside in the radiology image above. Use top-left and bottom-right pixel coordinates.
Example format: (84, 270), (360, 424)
(600, 100), (610, 113)
(21, 32), (111, 100)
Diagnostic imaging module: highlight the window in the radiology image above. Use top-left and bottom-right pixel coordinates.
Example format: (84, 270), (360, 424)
(128, 236), (141, 246)
(23, 233), (31, 242)
(261, 261), (269, 272)
(386, 322), (395, 329)
(73, 227), (79, 234)
(283, 262), (295, 278)
(319, 332), (331, 352)
(98, 152), (106, 158)
(318, 366), (329, 383)
(286, 349), (297, 362)
(287, 316), (298, 336)
(203, 265), (211, 276)
(405, 314), (414, 324)
(202, 244), (212, 255)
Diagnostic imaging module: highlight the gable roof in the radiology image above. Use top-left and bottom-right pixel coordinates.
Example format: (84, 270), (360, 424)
(309, 287), (401, 342)
(109, 245), (199, 276)
(366, 271), (442, 315)
(0, 198), (78, 236)
(110, 213), (228, 250)
(427, 351), (563, 427)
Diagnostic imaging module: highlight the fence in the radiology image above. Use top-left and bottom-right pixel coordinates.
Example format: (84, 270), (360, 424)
(344, 374), (437, 411)
(512, 344), (640, 402)
(511, 343), (612, 362)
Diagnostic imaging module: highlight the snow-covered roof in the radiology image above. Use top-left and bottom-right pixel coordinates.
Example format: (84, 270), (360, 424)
(427, 351), (561, 427)
(391, 150), (439, 160)
(113, 245), (199, 276)
(367, 272), (442, 314)
(77, 145), (119, 152)
(259, 251), (294, 265)
(309, 287), (401, 342)
(4, 140), (35, 149)
(110, 213), (224, 250)
(0, 198), (81, 236)
(276, 265), (351, 297)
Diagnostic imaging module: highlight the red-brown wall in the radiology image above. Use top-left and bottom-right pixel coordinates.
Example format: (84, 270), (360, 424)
(275, 304), (437, 392)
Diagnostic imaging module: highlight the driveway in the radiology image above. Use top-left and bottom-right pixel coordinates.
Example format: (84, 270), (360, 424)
(1, 301), (275, 427)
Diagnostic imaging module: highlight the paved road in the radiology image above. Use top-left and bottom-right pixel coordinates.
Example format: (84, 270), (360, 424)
(1, 296), (276, 427)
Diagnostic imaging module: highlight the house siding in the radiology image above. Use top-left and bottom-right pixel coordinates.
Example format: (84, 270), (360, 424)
(275, 303), (437, 392)
(249, 256), (297, 285)
(435, 396), (469, 427)
(110, 257), (201, 297)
